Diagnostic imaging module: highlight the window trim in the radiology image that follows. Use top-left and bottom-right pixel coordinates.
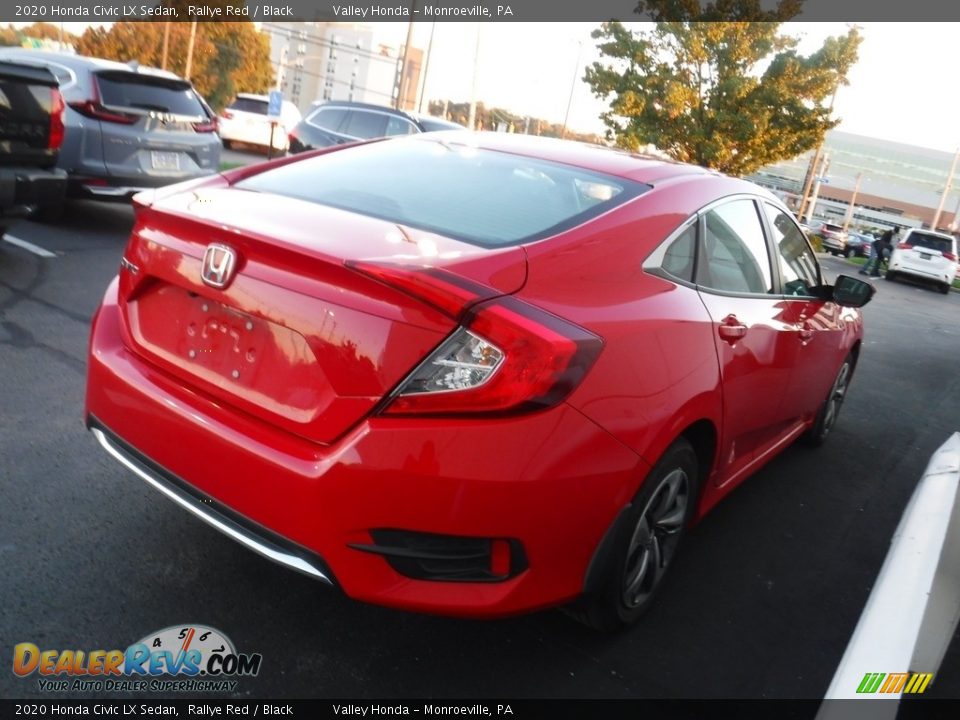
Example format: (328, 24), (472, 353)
(641, 215), (700, 288)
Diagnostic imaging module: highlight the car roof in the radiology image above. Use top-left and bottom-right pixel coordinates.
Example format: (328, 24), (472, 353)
(905, 228), (954, 240)
(235, 93), (270, 102)
(0, 49), (181, 79)
(406, 131), (757, 190)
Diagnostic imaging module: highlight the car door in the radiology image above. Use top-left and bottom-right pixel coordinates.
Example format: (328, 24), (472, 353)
(761, 202), (846, 420)
(694, 197), (803, 485)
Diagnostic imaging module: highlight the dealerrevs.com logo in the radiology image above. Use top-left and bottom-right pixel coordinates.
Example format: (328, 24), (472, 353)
(12, 625), (262, 693)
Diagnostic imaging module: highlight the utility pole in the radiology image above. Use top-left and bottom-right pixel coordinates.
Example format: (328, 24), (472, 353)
(931, 148), (960, 231)
(396, 0), (417, 110)
(417, 22), (436, 114)
(184, 21), (198, 80)
(561, 40), (584, 140)
(842, 172), (863, 232)
(160, 22), (171, 71)
(798, 82), (840, 219)
(805, 153), (829, 225)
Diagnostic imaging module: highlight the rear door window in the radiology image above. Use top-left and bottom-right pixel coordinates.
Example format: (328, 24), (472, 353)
(309, 107), (347, 132)
(343, 110), (388, 139)
(385, 115), (417, 137)
(96, 71), (206, 117)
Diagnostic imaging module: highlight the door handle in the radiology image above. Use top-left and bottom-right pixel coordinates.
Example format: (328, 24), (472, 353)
(798, 325), (814, 342)
(718, 315), (747, 343)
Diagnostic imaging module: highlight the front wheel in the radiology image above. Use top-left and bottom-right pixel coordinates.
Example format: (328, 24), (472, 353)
(845, 248), (856, 259)
(566, 438), (699, 631)
(804, 356), (853, 447)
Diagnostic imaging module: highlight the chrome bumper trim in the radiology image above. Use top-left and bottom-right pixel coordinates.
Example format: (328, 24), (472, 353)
(90, 425), (334, 584)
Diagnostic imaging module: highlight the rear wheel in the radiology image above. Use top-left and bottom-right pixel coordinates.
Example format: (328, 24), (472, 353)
(885, 271), (897, 282)
(222, 139), (233, 150)
(804, 356), (853, 447)
(844, 247), (856, 259)
(567, 438), (699, 632)
(939, 283), (951, 295)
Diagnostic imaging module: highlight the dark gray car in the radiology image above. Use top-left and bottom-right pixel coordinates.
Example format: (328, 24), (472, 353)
(0, 49), (220, 214)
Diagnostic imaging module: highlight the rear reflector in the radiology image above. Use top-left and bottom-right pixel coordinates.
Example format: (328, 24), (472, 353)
(898, 242), (912, 250)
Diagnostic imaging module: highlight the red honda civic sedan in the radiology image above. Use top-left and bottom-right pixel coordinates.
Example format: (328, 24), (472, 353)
(85, 133), (874, 630)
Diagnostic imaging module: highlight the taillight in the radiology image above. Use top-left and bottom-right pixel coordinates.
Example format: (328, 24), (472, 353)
(384, 296), (602, 416)
(192, 117), (217, 133)
(48, 87), (65, 150)
(68, 99), (137, 124)
(898, 242), (913, 250)
(347, 261), (602, 415)
(944, 252), (957, 261)
(222, 110), (234, 120)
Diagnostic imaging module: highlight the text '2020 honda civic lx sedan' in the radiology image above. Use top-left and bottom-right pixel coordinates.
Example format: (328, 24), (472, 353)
(85, 133), (874, 630)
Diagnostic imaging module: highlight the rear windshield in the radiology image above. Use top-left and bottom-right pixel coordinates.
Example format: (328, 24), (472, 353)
(96, 71), (205, 117)
(229, 97), (268, 115)
(908, 232), (953, 253)
(235, 138), (645, 247)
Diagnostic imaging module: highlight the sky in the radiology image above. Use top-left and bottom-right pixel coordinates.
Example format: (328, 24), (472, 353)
(34, 21), (960, 154)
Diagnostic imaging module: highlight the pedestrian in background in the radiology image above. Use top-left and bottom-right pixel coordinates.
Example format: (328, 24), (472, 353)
(860, 226), (896, 277)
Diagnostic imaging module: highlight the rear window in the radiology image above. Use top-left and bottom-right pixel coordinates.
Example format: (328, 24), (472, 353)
(308, 106), (347, 132)
(907, 232), (953, 253)
(343, 110), (388, 139)
(228, 96), (268, 115)
(235, 138), (646, 247)
(96, 71), (205, 117)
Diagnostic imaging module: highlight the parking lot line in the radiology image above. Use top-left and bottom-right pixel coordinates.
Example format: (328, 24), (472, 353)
(2, 234), (57, 258)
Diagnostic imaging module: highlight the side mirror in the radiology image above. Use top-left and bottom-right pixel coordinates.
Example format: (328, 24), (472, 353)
(832, 274), (876, 308)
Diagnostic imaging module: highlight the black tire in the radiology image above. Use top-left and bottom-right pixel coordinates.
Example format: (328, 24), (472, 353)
(222, 139), (233, 150)
(939, 283), (951, 295)
(844, 248), (856, 259)
(885, 271), (896, 282)
(804, 356), (853, 447)
(566, 438), (700, 632)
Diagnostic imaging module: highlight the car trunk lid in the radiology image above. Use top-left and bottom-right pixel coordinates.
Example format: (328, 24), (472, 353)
(119, 178), (527, 444)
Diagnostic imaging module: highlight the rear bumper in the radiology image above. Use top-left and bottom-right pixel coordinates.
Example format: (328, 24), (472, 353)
(889, 257), (957, 284)
(85, 278), (646, 618)
(67, 170), (219, 202)
(0, 166), (67, 227)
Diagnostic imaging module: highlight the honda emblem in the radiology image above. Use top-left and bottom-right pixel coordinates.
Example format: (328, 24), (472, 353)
(201, 244), (237, 289)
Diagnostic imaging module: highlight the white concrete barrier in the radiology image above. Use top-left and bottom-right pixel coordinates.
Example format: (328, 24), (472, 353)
(817, 432), (960, 720)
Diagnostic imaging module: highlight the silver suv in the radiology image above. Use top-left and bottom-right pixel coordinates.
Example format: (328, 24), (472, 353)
(0, 50), (220, 216)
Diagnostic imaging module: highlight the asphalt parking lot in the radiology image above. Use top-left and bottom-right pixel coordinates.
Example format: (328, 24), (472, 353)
(1, 178), (959, 701)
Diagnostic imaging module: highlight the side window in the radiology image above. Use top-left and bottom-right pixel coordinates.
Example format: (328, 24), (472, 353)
(343, 110), (388, 139)
(310, 107), (347, 133)
(697, 200), (773, 294)
(385, 115), (417, 137)
(643, 221), (697, 283)
(763, 204), (820, 295)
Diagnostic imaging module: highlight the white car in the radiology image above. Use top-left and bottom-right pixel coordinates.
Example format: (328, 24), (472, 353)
(886, 228), (958, 294)
(218, 94), (301, 152)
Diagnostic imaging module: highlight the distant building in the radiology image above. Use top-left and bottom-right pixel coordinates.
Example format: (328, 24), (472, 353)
(748, 131), (960, 233)
(265, 22), (422, 115)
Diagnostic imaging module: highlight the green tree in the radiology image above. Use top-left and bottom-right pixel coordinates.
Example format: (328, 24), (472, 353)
(584, 0), (861, 175)
(76, 21), (272, 112)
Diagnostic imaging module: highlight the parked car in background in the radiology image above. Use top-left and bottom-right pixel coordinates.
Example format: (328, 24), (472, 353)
(844, 231), (873, 258)
(812, 221), (850, 256)
(886, 228), (958, 294)
(86, 133), (875, 631)
(217, 93), (302, 152)
(0, 49), (220, 217)
(0, 60), (67, 237)
(287, 100), (466, 153)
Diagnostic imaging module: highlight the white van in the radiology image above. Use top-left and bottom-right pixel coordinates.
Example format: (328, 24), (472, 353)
(886, 228), (958, 294)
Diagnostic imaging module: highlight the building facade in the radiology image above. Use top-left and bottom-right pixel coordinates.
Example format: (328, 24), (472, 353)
(264, 22), (422, 116)
(749, 131), (960, 234)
